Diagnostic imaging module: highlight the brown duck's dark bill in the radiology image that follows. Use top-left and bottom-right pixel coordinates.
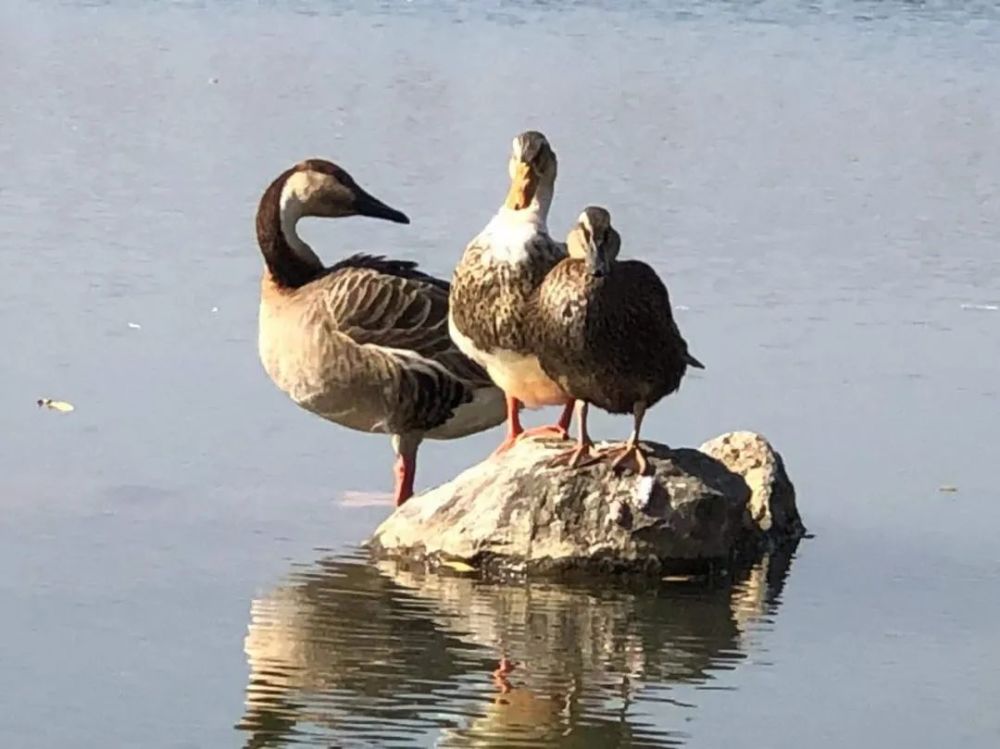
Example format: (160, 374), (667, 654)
(354, 189), (410, 224)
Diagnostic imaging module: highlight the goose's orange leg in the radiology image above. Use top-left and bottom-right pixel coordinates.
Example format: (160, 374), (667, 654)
(392, 435), (420, 506)
(392, 451), (417, 506)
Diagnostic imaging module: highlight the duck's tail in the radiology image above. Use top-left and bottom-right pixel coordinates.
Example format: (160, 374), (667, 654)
(685, 351), (705, 370)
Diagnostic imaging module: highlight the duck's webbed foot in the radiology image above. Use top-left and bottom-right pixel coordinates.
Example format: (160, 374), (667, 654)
(521, 423), (570, 441)
(546, 440), (599, 469)
(600, 441), (651, 476)
(518, 401), (574, 443)
(545, 400), (593, 467)
(491, 433), (522, 457)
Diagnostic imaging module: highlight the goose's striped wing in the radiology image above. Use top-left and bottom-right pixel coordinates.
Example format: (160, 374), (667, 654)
(320, 255), (492, 386)
(307, 256), (496, 433)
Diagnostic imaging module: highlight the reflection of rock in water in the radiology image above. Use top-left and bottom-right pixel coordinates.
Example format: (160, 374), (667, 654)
(731, 544), (797, 641)
(239, 555), (470, 748)
(238, 547), (797, 748)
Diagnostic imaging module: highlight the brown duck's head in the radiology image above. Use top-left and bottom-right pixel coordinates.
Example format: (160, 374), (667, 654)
(279, 159), (410, 224)
(504, 131), (558, 211)
(567, 206), (621, 278)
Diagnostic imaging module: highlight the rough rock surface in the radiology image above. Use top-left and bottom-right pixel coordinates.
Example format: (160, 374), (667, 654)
(699, 430), (804, 539)
(369, 432), (803, 577)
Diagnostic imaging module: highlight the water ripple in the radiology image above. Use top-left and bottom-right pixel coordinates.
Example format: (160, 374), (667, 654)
(237, 548), (796, 747)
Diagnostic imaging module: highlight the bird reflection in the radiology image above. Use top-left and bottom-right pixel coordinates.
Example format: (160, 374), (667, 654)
(238, 545), (797, 748)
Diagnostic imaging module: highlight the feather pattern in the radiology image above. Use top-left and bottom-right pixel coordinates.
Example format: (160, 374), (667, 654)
(255, 159), (507, 505)
(529, 258), (701, 415)
(260, 254), (501, 438)
(450, 232), (565, 358)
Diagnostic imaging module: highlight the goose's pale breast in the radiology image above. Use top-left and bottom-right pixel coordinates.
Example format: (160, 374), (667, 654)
(258, 286), (390, 434)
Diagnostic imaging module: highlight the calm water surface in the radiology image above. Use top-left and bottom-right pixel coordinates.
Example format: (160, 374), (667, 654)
(1, 1), (998, 747)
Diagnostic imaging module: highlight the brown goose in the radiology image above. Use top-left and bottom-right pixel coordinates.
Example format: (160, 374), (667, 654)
(256, 159), (506, 505)
(448, 131), (573, 454)
(529, 206), (704, 474)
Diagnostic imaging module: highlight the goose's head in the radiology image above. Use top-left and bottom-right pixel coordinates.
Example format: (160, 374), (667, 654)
(278, 159), (410, 225)
(504, 131), (558, 212)
(567, 206), (620, 278)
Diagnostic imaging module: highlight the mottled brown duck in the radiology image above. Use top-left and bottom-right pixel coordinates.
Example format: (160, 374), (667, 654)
(448, 131), (573, 454)
(256, 159), (506, 505)
(529, 206), (704, 474)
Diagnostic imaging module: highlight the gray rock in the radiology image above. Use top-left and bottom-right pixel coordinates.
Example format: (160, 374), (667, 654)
(369, 431), (803, 577)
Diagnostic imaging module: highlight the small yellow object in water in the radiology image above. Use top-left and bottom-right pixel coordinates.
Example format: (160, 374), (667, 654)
(439, 559), (476, 574)
(37, 398), (74, 413)
(938, 485), (958, 493)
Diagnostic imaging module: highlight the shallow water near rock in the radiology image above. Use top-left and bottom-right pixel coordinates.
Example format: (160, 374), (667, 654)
(2, 1), (999, 747)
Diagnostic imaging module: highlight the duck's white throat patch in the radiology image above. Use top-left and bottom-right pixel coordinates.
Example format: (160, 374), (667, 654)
(482, 210), (550, 265)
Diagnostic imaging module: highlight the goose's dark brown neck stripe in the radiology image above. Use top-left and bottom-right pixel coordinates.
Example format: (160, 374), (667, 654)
(256, 167), (322, 289)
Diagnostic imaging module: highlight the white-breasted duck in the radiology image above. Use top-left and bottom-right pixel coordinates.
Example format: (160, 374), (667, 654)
(448, 131), (574, 454)
(528, 206), (704, 474)
(256, 159), (506, 505)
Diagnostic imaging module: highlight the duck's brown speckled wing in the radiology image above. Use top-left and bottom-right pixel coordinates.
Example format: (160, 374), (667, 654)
(532, 259), (699, 414)
(303, 254), (495, 434)
(450, 234), (566, 356)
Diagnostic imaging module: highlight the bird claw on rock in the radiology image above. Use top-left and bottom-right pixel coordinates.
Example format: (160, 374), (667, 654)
(546, 441), (600, 470)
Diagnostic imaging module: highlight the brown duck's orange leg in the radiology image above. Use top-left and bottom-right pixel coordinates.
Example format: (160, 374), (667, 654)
(548, 401), (599, 468)
(491, 395), (525, 456)
(520, 401), (574, 442)
(599, 403), (652, 476)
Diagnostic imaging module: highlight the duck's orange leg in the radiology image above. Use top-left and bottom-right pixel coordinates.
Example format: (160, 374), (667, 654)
(520, 401), (574, 442)
(491, 395), (525, 456)
(595, 402), (652, 476)
(547, 401), (599, 468)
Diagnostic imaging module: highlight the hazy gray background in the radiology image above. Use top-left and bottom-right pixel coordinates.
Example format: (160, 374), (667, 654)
(1, 1), (998, 747)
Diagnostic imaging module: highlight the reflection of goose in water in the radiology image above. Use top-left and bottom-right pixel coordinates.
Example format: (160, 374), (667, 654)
(238, 547), (797, 748)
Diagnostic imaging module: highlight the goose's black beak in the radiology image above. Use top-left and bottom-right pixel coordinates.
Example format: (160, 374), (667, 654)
(354, 187), (410, 224)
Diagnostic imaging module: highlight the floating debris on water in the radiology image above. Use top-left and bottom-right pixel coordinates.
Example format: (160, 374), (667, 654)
(37, 398), (74, 413)
(938, 485), (959, 493)
(960, 303), (998, 311)
(211, 306), (219, 313)
(127, 322), (142, 329)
